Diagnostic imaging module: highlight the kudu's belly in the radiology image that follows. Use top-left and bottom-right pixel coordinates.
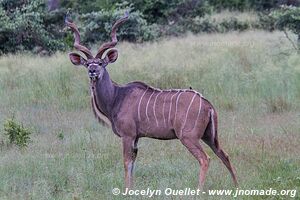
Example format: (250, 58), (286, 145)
(138, 124), (177, 140)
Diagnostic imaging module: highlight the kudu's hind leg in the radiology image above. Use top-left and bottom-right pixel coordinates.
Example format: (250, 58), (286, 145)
(213, 146), (238, 186)
(122, 136), (138, 189)
(202, 118), (238, 186)
(180, 136), (210, 189)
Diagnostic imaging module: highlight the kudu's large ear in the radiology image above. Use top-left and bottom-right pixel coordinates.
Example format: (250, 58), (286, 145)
(104, 49), (118, 64)
(69, 52), (87, 66)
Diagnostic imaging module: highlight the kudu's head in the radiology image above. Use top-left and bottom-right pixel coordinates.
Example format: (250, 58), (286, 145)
(65, 12), (129, 81)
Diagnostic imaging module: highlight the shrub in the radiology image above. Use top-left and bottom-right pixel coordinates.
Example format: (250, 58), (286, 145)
(3, 117), (32, 148)
(206, 0), (299, 11)
(130, 0), (210, 24)
(0, 0), (66, 55)
(165, 11), (260, 35)
(80, 5), (160, 43)
(258, 12), (277, 31)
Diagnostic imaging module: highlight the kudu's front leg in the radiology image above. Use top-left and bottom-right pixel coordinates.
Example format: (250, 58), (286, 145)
(122, 136), (138, 189)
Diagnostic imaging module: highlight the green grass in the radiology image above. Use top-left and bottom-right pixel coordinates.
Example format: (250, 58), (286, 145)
(0, 31), (299, 199)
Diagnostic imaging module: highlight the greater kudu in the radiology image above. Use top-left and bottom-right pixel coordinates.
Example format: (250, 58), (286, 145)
(65, 13), (238, 189)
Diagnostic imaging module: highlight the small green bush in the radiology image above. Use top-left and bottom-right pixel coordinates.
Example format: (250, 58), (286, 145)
(57, 130), (65, 140)
(3, 117), (32, 148)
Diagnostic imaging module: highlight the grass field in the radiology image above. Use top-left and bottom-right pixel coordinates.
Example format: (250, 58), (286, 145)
(0, 31), (299, 199)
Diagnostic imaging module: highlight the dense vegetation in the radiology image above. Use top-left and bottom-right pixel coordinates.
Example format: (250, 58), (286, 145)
(0, 0), (299, 54)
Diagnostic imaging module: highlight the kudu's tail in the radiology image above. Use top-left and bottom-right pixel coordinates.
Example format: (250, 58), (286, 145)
(202, 107), (220, 151)
(210, 108), (220, 151)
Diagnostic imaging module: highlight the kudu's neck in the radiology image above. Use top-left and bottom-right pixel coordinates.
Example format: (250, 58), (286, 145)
(91, 69), (117, 118)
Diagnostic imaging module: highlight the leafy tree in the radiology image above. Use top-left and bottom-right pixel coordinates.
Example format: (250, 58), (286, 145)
(60, 0), (120, 14)
(128, 0), (209, 24)
(80, 4), (160, 43)
(0, 0), (66, 55)
(271, 5), (300, 51)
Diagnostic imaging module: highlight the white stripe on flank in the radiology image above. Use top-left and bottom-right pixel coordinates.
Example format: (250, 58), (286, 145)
(145, 90), (155, 121)
(138, 87), (148, 121)
(174, 91), (184, 123)
(193, 95), (202, 129)
(182, 93), (197, 132)
(211, 109), (215, 139)
(168, 91), (179, 124)
(153, 91), (162, 126)
(162, 91), (171, 126)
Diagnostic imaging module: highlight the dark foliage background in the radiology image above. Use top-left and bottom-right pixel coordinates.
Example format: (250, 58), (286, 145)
(0, 0), (299, 54)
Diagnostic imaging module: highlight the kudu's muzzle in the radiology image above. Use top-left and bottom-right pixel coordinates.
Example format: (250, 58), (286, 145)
(88, 70), (99, 81)
(88, 62), (101, 80)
